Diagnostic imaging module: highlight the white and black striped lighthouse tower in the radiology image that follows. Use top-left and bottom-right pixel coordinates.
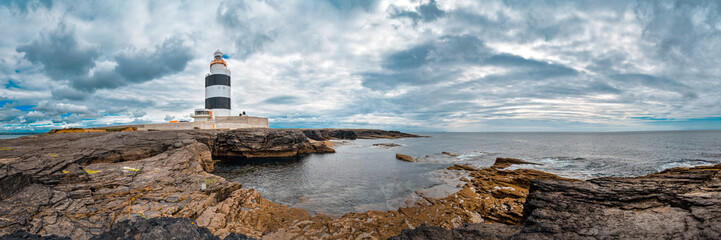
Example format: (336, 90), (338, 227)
(205, 49), (231, 116)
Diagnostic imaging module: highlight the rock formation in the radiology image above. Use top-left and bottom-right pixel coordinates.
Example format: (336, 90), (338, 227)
(90, 217), (254, 240)
(519, 164), (721, 239)
(0, 130), (314, 239)
(299, 129), (421, 140)
(4, 129), (719, 239)
(395, 153), (416, 162)
(0, 129), (421, 239)
(391, 163), (721, 239)
(208, 129), (336, 158)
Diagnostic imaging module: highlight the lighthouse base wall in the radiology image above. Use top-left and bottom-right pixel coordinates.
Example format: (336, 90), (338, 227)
(137, 116), (269, 131)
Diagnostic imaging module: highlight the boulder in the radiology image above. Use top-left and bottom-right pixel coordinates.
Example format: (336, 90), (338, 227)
(396, 153), (415, 162)
(90, 217), (255, 240)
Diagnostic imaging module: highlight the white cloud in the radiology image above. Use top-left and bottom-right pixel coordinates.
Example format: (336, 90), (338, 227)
(2, 0), (721, 132)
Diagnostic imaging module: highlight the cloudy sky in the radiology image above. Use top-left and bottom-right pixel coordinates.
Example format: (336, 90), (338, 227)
(1, 0), (721, 132)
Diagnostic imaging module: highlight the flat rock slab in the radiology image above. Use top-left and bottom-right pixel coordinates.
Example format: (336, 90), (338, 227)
(391, 164), (721, 239)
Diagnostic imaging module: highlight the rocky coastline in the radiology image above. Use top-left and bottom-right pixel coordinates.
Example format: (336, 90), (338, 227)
(391, 163), (721, 239)
(1, 129), (719, 239)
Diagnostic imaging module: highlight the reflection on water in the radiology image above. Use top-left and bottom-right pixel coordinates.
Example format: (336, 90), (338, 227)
(214, 141), (443, 215)
(214, 130), (721, 215)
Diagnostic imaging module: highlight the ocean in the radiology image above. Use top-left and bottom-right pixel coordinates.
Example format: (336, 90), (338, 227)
(212, 130), (721, 215)
(0, 134), (32, 139)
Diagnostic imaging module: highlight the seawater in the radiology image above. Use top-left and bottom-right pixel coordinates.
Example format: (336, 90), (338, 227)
(213, 130), (721, 215)
(0, 134), (31, 139)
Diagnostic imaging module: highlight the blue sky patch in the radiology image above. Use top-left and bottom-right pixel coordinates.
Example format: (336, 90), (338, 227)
(13, 105), (34, 111)
(5, 80), (20, 89)
(0, 99), (14, 107)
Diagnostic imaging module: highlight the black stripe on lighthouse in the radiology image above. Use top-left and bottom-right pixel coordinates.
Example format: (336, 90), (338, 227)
(205, 97), (230, 109)
(205, 74), (231, 87)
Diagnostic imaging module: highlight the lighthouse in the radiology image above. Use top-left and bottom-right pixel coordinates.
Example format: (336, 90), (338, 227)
(205, 49), (231, 116)
(180, 50), (267, 129)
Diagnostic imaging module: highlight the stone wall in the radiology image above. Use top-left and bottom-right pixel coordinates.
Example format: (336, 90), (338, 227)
(138, 116), (268, 131)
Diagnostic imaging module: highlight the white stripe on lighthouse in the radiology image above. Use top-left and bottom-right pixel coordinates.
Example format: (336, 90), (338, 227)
(205, 85), (230, 98)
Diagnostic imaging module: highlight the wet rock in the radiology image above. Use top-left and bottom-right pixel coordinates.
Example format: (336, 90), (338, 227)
(448, 164), (479, 171)
(491, 157), (540, 169)
(441, 152), (459, 157)
(372, 143), (401, 148)
(395, 153), (415, 162)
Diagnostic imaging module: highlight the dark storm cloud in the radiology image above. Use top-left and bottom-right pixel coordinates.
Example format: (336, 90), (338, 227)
(0, 104), (23, 123)
(69, 69), (126, 92)
(381, 43), (435, 70)
(361, 35), (577, 90)
(485, 54), (578, 77)
(50, 86), (88, 101)
(262, 95), (301, 105)
(16, 20), (192, 99)
(362, 35), (492, 89)
(16, 22), (99, 79)
(114, 38), (193, 83)
(389, 0), (446, 23)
